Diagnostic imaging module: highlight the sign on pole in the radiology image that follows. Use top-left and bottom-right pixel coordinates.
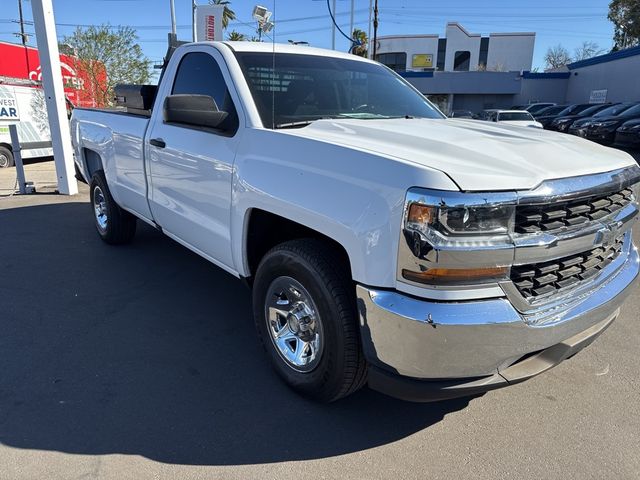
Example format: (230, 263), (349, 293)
(30, 0), (78, 195)
(194, 4), (224, 42)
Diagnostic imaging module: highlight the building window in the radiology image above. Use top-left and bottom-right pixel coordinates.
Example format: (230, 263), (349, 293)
(454, 51), (471, 71)
(479, 38), (489, 70)
(437, 39), (447, 71)
(375, 52), (407, 72)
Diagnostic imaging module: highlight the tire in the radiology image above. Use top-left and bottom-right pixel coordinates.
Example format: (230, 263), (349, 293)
(253, 239), (367, 402)
(0, 146), (14, 168)
(89, 171), (137, 244)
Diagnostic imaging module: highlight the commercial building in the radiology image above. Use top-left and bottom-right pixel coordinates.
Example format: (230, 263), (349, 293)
(375, 23), (535, 73)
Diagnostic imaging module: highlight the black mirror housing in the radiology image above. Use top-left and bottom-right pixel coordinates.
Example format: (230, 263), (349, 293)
(163, 94), (228, 130)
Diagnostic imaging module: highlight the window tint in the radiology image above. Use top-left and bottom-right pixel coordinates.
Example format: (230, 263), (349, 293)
(375, 52), (407, 72)
(454, 51), (471, 71)
(234, 52), (443, 129)
(498, 112), (534, 121)
(171, 52), (238, 132)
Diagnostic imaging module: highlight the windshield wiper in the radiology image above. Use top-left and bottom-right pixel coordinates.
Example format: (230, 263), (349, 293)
(275, 121), (315, 129)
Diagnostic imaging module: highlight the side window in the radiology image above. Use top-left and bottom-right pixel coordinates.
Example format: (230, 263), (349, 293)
(171, 52), (238, 132)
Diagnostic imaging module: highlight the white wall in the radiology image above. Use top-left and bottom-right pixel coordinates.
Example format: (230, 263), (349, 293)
(444, 23), (481, 71)
(566, 55), (640, 103)
(486, 33), (535, 72)
(376, 35), (439, 71)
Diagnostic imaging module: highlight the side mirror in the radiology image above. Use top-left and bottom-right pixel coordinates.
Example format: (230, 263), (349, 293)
(163, 94), (228, 130)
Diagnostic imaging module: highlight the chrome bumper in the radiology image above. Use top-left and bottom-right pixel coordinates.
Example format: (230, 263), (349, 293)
(357, 240), (639, 381)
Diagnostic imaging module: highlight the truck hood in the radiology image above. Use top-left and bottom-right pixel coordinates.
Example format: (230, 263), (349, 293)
(282, 118), (637, 191)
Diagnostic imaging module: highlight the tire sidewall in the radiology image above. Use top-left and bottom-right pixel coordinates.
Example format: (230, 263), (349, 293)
(90, 172), (115, 241)
(0, 147), (14, 168)
(253, 248), (351, 399)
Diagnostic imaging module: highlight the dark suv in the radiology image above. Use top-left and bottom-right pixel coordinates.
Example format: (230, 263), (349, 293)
(569, 103), (636, 137)
(547, 104), (614, 133)
(537, 104), (593, 129)
(584, 103), (640, 145)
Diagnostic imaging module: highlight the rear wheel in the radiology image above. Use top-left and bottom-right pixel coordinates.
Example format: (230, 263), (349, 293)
(0, 146), (14, 168)
(90, 171), (137, 244)
(253, 239), (367, 402)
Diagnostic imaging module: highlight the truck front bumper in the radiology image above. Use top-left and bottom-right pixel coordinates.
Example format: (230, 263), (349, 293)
(357, 242), (639, 402)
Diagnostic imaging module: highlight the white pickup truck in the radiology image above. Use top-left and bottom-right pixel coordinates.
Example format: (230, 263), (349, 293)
(71, 42), (640, 402)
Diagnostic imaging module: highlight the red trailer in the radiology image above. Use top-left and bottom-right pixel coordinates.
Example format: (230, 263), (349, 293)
(0, 40), (106, 108)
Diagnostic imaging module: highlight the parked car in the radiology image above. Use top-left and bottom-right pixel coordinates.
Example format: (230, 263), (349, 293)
(615, 118), (640, 149)
(511, 103), (556, 114)
(70, 41), (640, 403)
(547, 104), (615, 133)
(449, 110), (475, 119)
(483, 110), (543, 128)
(569, 103), (636, 137)
(584, 103), (640, 145)
(537, 104), (594, 129)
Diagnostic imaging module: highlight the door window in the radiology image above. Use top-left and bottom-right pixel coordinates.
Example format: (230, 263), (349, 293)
(171, 52), (238, 132)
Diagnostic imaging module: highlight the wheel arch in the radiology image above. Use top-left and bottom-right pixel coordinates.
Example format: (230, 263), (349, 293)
(81, 148), (104, 179)
(242, 208), (353, 284)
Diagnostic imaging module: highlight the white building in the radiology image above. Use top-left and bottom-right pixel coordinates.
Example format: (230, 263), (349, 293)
(376, 22), (535, 73)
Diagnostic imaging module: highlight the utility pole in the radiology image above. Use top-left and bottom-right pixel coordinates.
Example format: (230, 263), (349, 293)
(349, 0), (354, 45)
(169, 0), (177, 35)
(372, 0), (378, 60)
(16, 0), (29, 45)
(192, 0), (197, 42)
(331, 0), (336, 50)
(367, 0), (373, 58)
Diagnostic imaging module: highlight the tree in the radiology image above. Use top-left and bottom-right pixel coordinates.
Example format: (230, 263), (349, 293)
(227, 30), (245, 41)
(209, 0), (236, 29)
(573, 41), (606, 61)
(609, 0), (640, 50)
(351, 28), (368, 57)
(61, 25), (151, 107)
(544, 44), (572, 70)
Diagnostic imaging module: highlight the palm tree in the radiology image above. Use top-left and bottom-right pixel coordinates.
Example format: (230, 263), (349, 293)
(227, 30), (245, 41)
(351, 28), (368, 57)
(209, 0), (236, 29)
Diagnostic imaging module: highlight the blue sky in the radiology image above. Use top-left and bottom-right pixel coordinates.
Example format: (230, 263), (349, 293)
(0, 0), (615, 71)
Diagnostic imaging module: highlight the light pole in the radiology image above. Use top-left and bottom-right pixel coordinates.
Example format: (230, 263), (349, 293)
(169, 0), (177, 35)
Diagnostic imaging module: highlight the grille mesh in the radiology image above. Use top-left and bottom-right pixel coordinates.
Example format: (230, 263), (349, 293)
(515, 189), (633, 234)
(511, 237), (624, 299)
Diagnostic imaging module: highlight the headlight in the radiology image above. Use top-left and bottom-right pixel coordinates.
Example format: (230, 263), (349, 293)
(406, 200), (515, 241)
(399, 189), (516, 287)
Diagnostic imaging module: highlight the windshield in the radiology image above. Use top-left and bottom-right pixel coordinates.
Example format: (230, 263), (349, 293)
(621, 103), (640, 116)
(594, 104), (633, 117)
(537, 105), (566, 116)
(498, 112), (534, 121)
(234, 52), (444, 128)
(579, 104), (607, 116)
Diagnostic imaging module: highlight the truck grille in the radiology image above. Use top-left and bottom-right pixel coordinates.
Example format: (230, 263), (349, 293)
(511, 236), (624, 299)
(515, 188), (633, 234)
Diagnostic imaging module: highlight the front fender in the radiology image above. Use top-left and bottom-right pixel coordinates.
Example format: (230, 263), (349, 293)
(231, 129), (458, 288)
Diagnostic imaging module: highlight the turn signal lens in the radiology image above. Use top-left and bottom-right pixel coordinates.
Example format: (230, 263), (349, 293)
(402, 267), (508, 285)
(408, 203), (436, 225)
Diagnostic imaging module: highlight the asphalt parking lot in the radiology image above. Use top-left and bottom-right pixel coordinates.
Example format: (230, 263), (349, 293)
(0, 159), (639, 480)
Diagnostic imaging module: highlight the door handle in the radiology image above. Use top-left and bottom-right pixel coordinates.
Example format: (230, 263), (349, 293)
(150, 138), (166, 148)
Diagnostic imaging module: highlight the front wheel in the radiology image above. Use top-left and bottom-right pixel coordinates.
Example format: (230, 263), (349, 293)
(90, 171), (137, 244)
(253, 239), (367, 402)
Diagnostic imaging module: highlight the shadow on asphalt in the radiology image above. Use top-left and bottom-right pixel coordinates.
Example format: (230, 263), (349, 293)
(0, 201), (472, 465)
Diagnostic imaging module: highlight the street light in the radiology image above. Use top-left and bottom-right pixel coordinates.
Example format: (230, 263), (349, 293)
(252, 5), (274, 41)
